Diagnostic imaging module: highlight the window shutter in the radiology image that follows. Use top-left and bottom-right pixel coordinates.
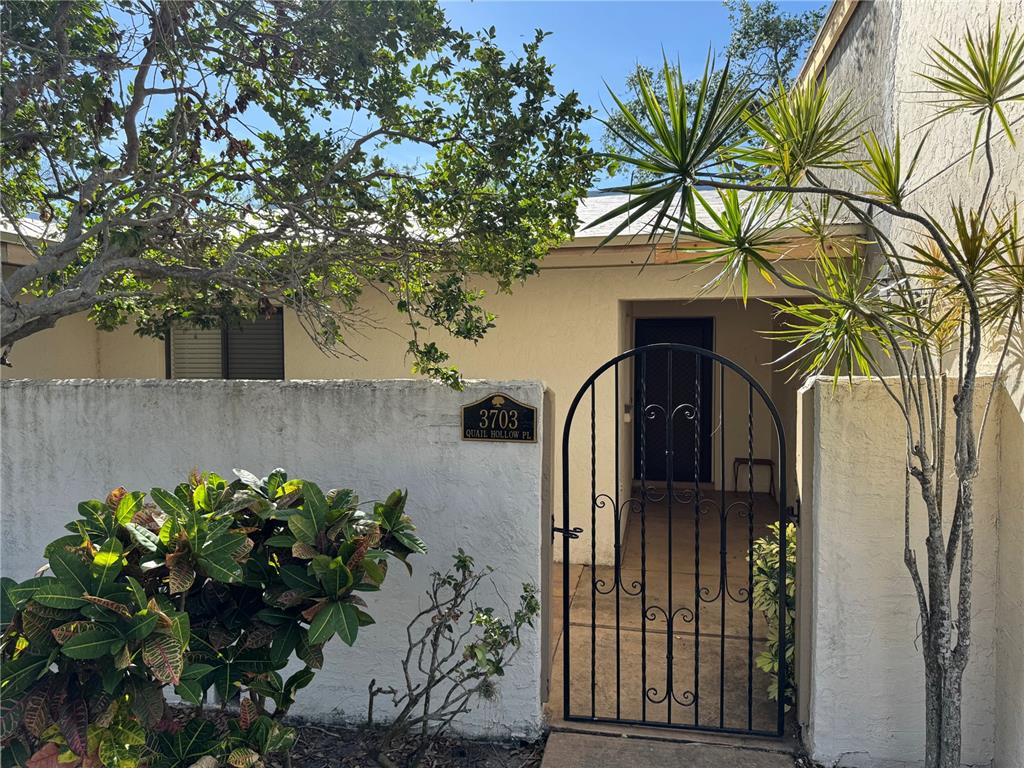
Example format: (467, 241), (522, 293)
(169, 311), (284, 379)
(225, 311), (284, 379)
(170, 326), (222, 379)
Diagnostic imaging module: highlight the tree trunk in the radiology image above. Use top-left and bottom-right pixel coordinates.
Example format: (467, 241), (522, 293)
(924, 655), (942, 768)
(938, 667), (963, 768)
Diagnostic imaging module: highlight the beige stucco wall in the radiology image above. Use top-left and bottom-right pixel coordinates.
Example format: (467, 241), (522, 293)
(0, 314), (165, 381)
(800, 376), (1011, 768)
(284, 252), (816, 564)
(0, 311), (101, 379)
(2, 255), (103, 378)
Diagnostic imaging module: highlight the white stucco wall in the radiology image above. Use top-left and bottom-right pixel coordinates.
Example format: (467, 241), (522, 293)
(810, 5), (1024, 763)
(799, 376), (1021, 768)
(994, 386), (1024, 768)
(0, 379), (549, 739)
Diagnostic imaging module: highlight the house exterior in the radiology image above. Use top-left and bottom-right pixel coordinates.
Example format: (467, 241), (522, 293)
(2, 1), (1022, 766)
(2, 194), (844, 569)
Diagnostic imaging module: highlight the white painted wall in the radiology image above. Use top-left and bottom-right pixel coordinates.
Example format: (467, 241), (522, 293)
(0, 379), (549, 739)
(799, 377), (1022, 768)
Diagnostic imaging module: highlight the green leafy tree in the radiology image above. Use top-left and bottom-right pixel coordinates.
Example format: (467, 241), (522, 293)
(0, 1), (598, 384)
(599, 15), (1023, 768)
(601, 0), (825, 176)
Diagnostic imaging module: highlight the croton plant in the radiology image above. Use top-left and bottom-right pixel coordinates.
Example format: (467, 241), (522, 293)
(0, 469), (425, 767)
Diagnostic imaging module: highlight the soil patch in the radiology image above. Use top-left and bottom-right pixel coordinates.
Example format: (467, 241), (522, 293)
(266, 723), (545, 768)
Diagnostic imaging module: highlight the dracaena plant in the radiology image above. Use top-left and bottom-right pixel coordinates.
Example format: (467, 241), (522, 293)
(599, 14), (1023, 768)
(0, 469), (425, 768)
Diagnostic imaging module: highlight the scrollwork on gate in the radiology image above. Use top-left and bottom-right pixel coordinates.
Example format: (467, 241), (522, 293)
(642, 605), (696, 708)
(593, 493), (643, 597)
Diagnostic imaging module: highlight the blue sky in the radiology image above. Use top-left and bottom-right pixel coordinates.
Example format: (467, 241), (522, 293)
(442, 1), (825, 185)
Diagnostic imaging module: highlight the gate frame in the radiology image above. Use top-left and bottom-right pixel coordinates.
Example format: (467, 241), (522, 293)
(556, 342), (790, 737)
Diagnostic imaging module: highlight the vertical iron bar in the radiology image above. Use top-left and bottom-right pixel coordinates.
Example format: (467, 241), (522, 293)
(640, 353), (649, 722)
(719, 367), (727, 729)
(590, 382), (597, 720)
(747, 384), (755, 731)
(777, 409), (789, 736)
(560, 379), (572, 721)
(665, 348), (674, 724)
(693, 355), (702, 726)
(614, 363), (622, 720)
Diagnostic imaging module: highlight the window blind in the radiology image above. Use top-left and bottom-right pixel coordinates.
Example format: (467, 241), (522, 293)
(169, 311), (284, 379)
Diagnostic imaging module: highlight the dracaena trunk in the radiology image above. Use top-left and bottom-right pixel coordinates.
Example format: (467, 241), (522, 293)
(924, 657), (941, 768)
(938, 668), (964, 768)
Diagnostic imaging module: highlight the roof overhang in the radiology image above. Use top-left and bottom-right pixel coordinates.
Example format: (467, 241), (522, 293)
(545, 222), (865, 268)
(795, 0), (860, 86)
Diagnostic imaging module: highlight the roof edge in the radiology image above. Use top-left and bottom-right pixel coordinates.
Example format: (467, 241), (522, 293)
(561, 221), (865, 250)
(795, 0), (860, 86)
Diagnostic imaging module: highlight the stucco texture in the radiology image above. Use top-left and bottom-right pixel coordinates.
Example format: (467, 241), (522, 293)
(799, 377), (1019, 768)
(810, 2), (1024, 765)
(0, 379), (548, 738)
(994, 385), (1024, 768)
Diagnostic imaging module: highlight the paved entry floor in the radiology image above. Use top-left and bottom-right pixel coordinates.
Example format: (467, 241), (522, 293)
(548, 492), (787, 736)
(540, 732), (796, 768)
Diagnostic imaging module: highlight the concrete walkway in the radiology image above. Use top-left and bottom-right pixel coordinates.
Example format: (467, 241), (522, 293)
(540, 732), (796, 768)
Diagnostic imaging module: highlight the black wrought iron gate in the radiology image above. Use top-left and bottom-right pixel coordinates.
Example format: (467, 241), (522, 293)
(556, 343), (791, 737)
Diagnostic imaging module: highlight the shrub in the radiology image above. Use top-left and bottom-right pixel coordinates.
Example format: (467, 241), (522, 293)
(751, 521), (796, 709)
(0, 469), (425, 767)
(368, 550), (539, 768)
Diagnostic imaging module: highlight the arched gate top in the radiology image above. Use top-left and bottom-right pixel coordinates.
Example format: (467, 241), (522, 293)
(561, 343), (786, 454)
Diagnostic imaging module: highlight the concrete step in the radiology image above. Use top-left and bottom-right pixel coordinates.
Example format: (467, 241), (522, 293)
(540, 731), (797, 768)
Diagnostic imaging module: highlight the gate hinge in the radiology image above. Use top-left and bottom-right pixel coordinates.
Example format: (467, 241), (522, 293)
(787, 497), (801, 526)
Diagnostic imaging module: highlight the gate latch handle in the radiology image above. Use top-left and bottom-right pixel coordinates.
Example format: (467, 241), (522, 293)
(552, 522), (583, 540)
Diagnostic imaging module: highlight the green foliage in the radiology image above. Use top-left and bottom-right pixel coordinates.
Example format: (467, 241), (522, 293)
(0, 470), (424, 767)
(0, 1), (599, 383)
(599, 14), (1024, 387)
(751, 522), (796, 710)
(597, 55), (753, 245)
(850, 130), (926, 208)
(767, 244), (910, 385)
(740, 76), (860, 184)
(602, 0), (826, 171)
(919, 12), (1024, 151)
(684, 186), (791, 300)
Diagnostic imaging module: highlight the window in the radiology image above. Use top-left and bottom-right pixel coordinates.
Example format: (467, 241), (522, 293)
(168, 310), (284, 379)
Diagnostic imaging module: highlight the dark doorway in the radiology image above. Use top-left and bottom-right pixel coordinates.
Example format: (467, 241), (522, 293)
(633, 318), (714, 483)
